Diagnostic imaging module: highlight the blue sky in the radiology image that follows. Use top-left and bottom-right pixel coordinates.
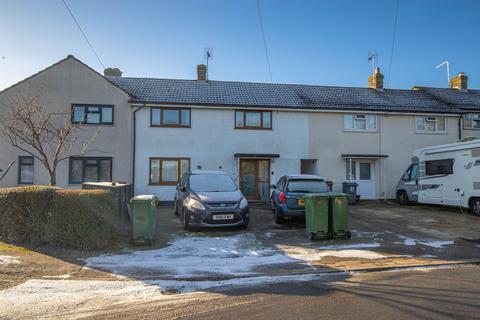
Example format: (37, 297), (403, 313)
(1, 0), (479, 90)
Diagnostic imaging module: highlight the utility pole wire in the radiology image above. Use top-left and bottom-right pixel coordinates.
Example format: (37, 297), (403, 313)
(256, 0), (273, 82)
(387, 0), (400, 88)
(61, 0), (105, 69)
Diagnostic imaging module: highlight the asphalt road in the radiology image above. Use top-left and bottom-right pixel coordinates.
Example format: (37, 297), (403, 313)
(83, 265), (480, 320)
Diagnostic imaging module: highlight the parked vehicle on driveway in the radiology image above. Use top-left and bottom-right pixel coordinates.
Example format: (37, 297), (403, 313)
(174, 170), (250, 229)
(396, 139), (480, 215)
(270, 175), (329, 224)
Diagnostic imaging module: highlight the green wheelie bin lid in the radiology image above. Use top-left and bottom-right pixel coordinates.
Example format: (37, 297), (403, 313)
(130, 195), (158, 244)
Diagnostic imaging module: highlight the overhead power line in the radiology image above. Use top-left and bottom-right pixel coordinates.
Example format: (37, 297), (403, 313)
(61, 0), (105, 69)
(387, 0), (400, 88)
(256, 0), (273, 82)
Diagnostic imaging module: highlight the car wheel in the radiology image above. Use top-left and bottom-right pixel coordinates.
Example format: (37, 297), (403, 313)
(183, 208), (191, 230)
(274, 208), (286, 225)
(469, 198), (480, 216)
(397, 191), (410, 206)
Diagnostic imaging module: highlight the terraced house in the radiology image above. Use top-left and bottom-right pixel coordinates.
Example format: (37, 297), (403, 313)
(1, 55), (479, 201)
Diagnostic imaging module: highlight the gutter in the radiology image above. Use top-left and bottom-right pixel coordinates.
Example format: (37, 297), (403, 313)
(132, 104), (146, 192)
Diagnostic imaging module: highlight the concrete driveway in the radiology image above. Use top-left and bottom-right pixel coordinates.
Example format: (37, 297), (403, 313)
(81, 200), (480, 280)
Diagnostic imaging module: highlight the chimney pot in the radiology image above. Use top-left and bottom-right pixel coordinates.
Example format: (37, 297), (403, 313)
(449, 72), (468, 90)
(197, 64), (207, 81)
(368, 67), (384, 89)
(104, 67), (122, 77)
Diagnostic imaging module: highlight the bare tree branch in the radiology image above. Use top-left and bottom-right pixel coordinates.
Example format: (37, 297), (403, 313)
(0, 160), (15, 181)
(0, 92), (101, 186)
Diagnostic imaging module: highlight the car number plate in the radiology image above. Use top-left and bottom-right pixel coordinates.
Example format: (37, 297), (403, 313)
(213, 214), (234, 220)
(297, 199), (305, 206)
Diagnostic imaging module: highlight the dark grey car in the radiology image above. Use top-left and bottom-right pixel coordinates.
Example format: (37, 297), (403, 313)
(174, 170), (250, 229)
(270, 175), (328, 224)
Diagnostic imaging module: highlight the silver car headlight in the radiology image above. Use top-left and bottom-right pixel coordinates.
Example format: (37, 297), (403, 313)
(186, 197), (206, 211)
(239, 197), (249, 209)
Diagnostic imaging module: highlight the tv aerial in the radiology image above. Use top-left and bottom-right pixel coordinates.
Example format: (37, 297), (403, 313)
(435, 60), (450, 85)
(204, 47), (213, 80)
(368, 51), (378, 74)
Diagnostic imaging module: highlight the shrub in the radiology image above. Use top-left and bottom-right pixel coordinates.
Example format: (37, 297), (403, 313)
(0, 186), (119, 250)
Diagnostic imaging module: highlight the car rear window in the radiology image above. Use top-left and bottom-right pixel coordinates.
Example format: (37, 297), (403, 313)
(189, 174), (238, 192)
(286, 179), (328, 193)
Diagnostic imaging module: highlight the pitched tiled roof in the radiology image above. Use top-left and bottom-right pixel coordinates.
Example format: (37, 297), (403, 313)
(106, 76), (477, 114)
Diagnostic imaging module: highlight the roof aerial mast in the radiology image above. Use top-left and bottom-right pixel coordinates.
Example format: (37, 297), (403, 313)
(435, 60), (450, 85)
(204, 47), (213, 80)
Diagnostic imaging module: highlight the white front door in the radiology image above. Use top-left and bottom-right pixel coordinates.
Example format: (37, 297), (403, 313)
(346, 159), (375, 199)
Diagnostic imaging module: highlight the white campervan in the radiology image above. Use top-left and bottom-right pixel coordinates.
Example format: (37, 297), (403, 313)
(396, 139), (480, 215)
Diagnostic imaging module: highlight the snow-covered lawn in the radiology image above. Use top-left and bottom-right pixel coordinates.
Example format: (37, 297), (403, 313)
(85, 234), (297, 277)
(85, 234), (387, 278)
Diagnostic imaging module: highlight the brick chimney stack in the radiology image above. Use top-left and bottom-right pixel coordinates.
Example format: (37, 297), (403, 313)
(197, 64), (207, 81)
(368, 67), (384, 89)
(449, 72), (468, 90)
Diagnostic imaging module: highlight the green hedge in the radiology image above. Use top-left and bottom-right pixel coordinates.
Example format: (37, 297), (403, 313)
(0, 186), (118, 250)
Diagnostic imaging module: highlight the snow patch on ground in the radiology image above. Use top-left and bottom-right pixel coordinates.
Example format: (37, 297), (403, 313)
(0, 273), (343, 318)
(287, 248), (387, 261)
(85, 234), (297, 277)
(418, 240), (454, 248)
(0, 255), (19, 265)
(395, 235), (454, 248)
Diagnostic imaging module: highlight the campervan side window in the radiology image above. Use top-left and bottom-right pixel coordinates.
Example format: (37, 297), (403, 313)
(425, 159), (453, 176)
(402, 164), (418, 181)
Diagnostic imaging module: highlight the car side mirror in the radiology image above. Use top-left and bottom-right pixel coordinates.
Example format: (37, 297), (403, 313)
(180, 186), (187, 192)
(269, 184), (276, 189)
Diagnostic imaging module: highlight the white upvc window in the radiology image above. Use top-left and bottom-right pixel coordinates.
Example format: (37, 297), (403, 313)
(344, 114), (377, 131)
(415, 116), (446, 133)
(463, 113), (480, 129)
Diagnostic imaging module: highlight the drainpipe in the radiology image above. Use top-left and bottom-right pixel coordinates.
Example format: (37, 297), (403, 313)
(132, 104), (146, 193)
(458, 115), (462, 141)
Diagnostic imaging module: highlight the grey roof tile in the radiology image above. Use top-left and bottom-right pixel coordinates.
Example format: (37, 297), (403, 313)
(106, 77), (473, 114)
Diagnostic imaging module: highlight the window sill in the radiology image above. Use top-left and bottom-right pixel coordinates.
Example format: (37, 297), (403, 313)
(343, 129), (378, 133)
(235, 127), (272, 131)
(463, 127), (480, 131)
(150, 125), (191, 129)
(415, 131), (448, 135)
(149, 183), (178, 186)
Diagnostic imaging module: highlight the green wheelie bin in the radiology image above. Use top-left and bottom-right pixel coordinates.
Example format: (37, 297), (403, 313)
(304, 193), (329, 240)
(130, 195), (158, 245)
(304, 192), (351, 241)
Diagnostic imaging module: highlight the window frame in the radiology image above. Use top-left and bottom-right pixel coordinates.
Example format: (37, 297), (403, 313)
(68, 157), (113, 184)
(235, 110), (272, 130)
(149, 157), (190, 185)
(71, 104), (114, 125)
(463, 113), (480, 130)
(343, 114), (378, 132)
(415, 116), (447, 134)
(150, 107), (191, 128)
(18, 156), (34, 184)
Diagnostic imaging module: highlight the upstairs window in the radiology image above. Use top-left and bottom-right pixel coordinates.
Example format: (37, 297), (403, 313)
(72, 104), (113, 125)
(464, 113), (480, 129)
(150, 107), (190, 128)
(415, 116), (446, 133)
(18, 156), (34, 184)
(235, 110), (272, 129)
(69, 157), (112, 184)
(344, 114), (377, 131)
